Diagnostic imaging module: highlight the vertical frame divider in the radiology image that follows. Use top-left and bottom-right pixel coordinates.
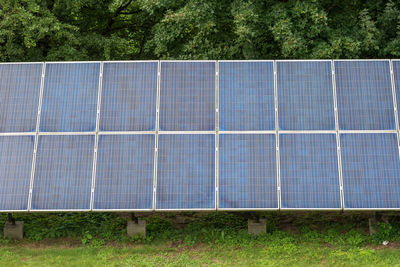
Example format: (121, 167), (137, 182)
(28, 62), (46, 211)
(215, 61), (219, 210)
(389, 60), (400, 159)
(274, 61), (281, 210)
(153, 61), (161, 211)
(90, 62), (104, 211)
(331, 60), (345, 210)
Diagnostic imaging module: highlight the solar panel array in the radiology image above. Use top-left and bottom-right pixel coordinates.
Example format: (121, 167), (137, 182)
(0, 59), (400, 212)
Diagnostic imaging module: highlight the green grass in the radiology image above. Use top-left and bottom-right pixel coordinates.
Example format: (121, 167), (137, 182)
(1, 238), (400, 266)
(1, 212), (400, 266)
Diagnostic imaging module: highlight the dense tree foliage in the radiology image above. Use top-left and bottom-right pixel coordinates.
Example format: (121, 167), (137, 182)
(0, 0), (399, 61)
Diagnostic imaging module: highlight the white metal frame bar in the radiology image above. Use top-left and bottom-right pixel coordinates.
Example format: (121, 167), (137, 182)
(37, 132), (95, 135)
(153, 61), (161, 211)
(219, 208), (279, 211)
(27, 63), (46, 211)
(279, 208), (342, 211)
(218, 60), (274, 63)
(98, 131), (155, 135)
(30, 209), (91, 212)
(155, 208), (216, 212)
(0, 132), (35, 136)
(276, 59), (332, 63)
(219, 130), (276, 134)
(89, 62), (104, 211)
(334, 59), (390, 62)
(92, 209), (154, 212)
(102, 60), (159, 64)
(338, 130), (397, 134)
(160, 60), (216, 63)
(43, 61), (102, 64)
(215, 61), (219, 210)
(390, 60), (400, 157)
(279, 130), (336, 134)
(345, 208), (400, 211)
(158, 131), (215, 134)
(331, 60), (345, 210)
(274, 60), (281, 210)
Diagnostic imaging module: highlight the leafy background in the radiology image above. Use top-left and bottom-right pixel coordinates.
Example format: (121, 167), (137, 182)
(1, 0), (400, 61)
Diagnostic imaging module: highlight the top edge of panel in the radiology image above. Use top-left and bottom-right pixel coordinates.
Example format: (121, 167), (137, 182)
(103, 60), (159, 63)
(0, 59), (398, 64)
(276, 59), (332, 62)
(0, 62), (44, 65)
(45, 61), (102, 64)
(333, 59), (390, 62)
(160, 60), (217, 63)
(218, 60), (274, 63)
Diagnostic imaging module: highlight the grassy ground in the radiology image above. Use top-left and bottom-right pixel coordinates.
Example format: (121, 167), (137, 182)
(1, 212), (400, 266)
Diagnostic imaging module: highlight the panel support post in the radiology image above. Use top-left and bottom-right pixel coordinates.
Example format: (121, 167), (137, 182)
(248, 218), (266, 236)
(369, 215), (378, 235)
(127, 213), (146, 237)
(4, 213), (24, 240)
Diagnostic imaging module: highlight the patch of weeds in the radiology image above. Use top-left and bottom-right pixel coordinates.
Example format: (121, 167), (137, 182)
(81, 231), (93, 245)
(345, 229), (366, 247)
(372, 222), (393, 243)
(89, 239), (106, 248)
(127, 233), (149, 244)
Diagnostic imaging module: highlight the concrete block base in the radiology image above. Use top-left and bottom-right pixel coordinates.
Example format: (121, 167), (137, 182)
(248, 219), (266, 236)
(4, 221), (24, 240)
(127, 219), (146, 237)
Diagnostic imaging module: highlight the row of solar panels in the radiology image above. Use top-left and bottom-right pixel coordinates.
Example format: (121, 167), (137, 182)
(3, 132), (399, 211)
(1, 60), (400, 211)
(1, 60), (400, 132)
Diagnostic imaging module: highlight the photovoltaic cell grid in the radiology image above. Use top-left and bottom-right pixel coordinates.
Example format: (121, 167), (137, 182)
(31, 135), (94, 210)
(340, 133), (400, 209)
(159, 61), (215, 131)
(0, 63), (42, 132)
(40, 63), (100, 132)
(279, 134), (341, 209)
(218, 134), (277, 209)
(334, 60), (395, 130)
(100, 62), (158, 131)
(156, 134), (215, 209)
(0, 136), (34, 211)
(94, 134), (155, 210)
(1, 60), (400, 212)
(218, 61), (275, 131)
(393, 60), (400, 120)
(277, 61), (335, 130)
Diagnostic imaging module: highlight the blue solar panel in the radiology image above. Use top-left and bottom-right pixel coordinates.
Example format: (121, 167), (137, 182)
(218, 61), (275, 131)
(94, 134), (154, 210)
(156, 134), (215, 209)
(280, 134), (341, 209)
(277, 61), (335, 130)
(0, 136), (34, 211)
(392, 60), (400, 121)
(0, 63), (42, 132)
(31, 135), (94, 210)
(40, 63), (100, 132)
(335, 60), (395, 130)
(218, 134), (277, 209)
(159, 62), (215, 131)
(100, 62), (158, 131)
(340, 133), (400, 209)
